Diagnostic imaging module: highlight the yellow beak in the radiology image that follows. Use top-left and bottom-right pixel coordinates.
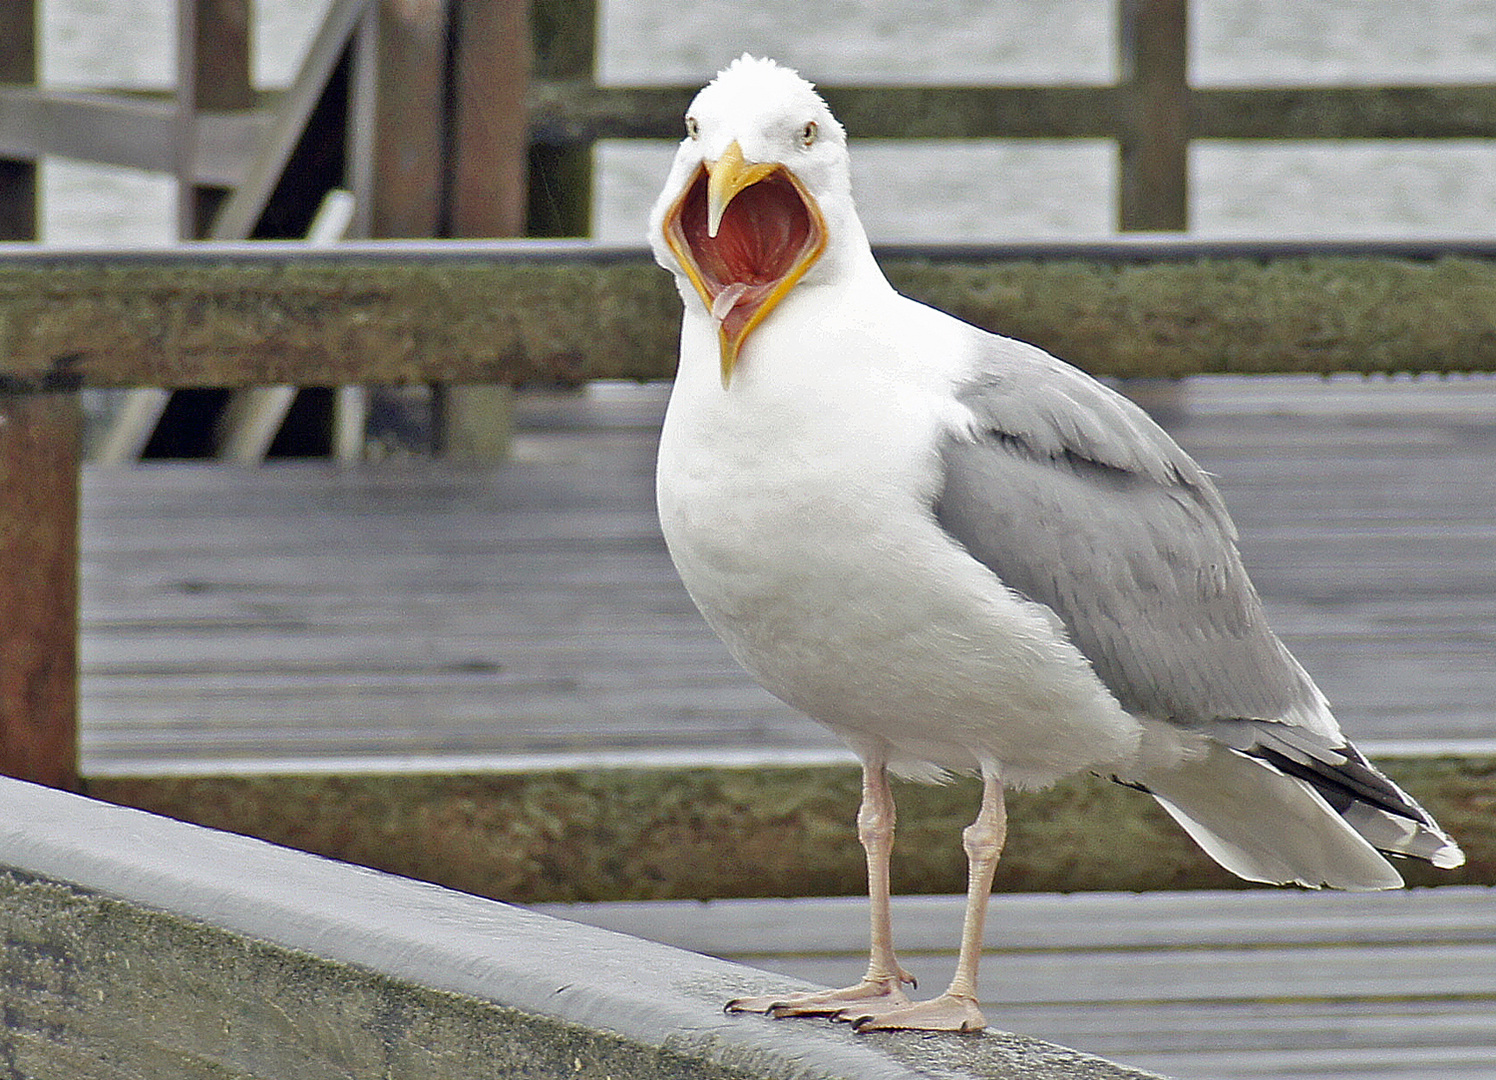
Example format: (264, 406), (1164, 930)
(662, 139), (827, 388)
(706, 140), (778, 239)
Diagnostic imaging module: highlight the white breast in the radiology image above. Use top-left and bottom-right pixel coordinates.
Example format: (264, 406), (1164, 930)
(656, 282), (1143, 787)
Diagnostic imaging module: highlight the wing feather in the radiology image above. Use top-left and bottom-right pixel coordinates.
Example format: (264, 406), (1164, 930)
(934, 339), (1322, 728)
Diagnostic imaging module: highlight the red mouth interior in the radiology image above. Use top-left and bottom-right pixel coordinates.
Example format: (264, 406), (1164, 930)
(677, 167), (815, 305)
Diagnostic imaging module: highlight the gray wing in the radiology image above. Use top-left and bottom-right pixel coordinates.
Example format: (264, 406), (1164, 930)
(934, 338), (1321, 727)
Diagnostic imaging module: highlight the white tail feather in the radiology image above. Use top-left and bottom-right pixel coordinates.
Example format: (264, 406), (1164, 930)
(1143, 744), (1405, 891)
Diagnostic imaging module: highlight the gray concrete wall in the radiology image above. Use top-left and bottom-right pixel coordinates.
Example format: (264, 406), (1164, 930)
(0, 776), (1163, 1080)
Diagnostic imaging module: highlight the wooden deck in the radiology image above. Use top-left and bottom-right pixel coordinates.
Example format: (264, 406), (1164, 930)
(534, 885), (1496, 1080)
(80, 374), (1496, 773)
(75, 375), (1496, 1080)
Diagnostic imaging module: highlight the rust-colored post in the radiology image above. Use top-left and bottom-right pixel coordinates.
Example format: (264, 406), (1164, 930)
(448, 0), (530, 238)
(1118, 0), (1189, 231)
(0, 390), (81, 791)
(370, 0), (450, 238)
(0, 0), (74, 790)
(439, 1), (531, 459)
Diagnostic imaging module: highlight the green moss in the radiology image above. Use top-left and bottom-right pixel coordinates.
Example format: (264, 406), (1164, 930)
(4, 254), (1495, 389)
(86, 757), (1492, 904)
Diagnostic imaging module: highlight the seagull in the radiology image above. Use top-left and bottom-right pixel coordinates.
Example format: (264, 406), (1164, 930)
(649, 55), (1464, 1035)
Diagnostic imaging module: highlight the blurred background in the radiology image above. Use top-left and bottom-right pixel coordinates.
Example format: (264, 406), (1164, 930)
(37, 0), (1496, 246)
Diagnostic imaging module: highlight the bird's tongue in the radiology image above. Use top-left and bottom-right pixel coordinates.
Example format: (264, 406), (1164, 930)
(694, 174), (813, 340)
(682, 169), (812, 331)
(711, 282), (751, 323)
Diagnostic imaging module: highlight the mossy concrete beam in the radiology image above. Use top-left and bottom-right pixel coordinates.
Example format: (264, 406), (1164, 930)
(0, 777), (1163, 1080)
(85, 757), (1495, 907)
(2, 241), (1496, 390)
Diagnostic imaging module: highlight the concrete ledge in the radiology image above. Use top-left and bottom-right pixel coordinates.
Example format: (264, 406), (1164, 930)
(1, 778), (1162, 1079)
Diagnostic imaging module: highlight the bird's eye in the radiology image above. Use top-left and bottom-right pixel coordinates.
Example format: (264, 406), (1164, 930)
(685, 116), (700, 140)
(799, 120), (818, 147)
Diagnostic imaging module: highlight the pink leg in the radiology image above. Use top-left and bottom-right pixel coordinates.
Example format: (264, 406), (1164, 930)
(850, 768), (1006, 1034)
(726, 759), (916, 1016)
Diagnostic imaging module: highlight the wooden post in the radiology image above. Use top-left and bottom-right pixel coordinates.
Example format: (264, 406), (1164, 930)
(1118, 0), (1189, 231)
(527, 0), (594, 236)
(442, 0), (531, 460)
(0, 0), (37, 241)
(370, 0), (449, 238)
(0, 0), (76, 790)
(448, 0), (530, 238)
(0, 390), (82, 791)
(177, 0), (256, 238)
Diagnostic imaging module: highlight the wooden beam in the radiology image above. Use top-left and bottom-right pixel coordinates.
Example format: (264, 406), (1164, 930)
(442, 0), (531, 460)
(0, 88), (272, 185)
(2, 79), (1492, 190)
(525, 84), (1124, 144)
(1194, 85), (1496, 140)
(4, 243), (1496, 386)
(0, 390), (80, 790)
(0, 0), (70, 789)
(525, 81), (1496, 145)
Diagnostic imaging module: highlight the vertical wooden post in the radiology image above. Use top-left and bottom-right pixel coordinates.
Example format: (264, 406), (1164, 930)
(441, 0), (531, 460)
(1118, 0), (1189, 231)
(448, 0), (530, 238)
(0, 0), (75, 791)
(0, 390), (82, 791)
(177, 0), (256, 238)
(527, 0), (594, 236)
(370, 0), (450, 238)
(0, 0), (37, 241)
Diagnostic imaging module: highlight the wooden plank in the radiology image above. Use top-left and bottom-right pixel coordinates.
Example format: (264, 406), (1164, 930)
(70, 377), (1496, 772)
(0, 87), (272, 185)
(1195, 85), (1496, 141)
(5, 247), (1496, 388)
(448, 0), (529, 238)
(437, 0), (532, 459)
(0, 391), (80, 789)
(368, 0), (447, 238)
(524, 82), (1496, 145)
(533, 888), (1496, 1080)
(66, 379), (1496, 816)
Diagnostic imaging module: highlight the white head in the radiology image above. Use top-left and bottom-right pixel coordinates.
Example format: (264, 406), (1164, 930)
(648, 56), (865, 385)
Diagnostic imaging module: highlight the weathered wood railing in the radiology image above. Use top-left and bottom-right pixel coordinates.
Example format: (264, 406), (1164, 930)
(4, 238), (1496, 788)
(4, 0), (1496, 787)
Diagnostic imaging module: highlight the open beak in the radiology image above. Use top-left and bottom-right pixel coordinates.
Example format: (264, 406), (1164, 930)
(663, 140), (827, 386)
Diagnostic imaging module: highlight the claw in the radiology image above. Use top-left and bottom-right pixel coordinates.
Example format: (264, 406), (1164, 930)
(724, 976), (914, 1019)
